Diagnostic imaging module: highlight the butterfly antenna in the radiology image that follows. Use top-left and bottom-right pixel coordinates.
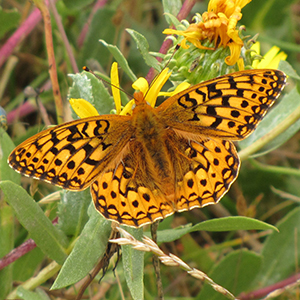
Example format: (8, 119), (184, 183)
(83, 66), (133, 99)
(144, 44), (180, 99)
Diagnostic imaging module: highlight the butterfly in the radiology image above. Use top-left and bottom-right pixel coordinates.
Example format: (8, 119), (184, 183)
(8, 69), (286, 227)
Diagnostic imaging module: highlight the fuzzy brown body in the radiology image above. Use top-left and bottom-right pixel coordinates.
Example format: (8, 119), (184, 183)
(131, 99), (176, 199)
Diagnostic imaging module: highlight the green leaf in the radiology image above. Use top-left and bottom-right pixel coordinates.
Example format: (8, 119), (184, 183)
(68, 71), (114, 117)
(52, 207), (111, 289)
(191, 216), (278, 232)
(163, 12), (182, 28)
(126, 29), (160, 71)
(62, 0), (94, 10)
(0, 130), (21, 184)
(279, 60), (300, 80)
(0, 7), (20, 39)
(0, 181), (68, 264)
(100, 40), (137, 82)
(251, 207), (300, 288)
(181, 234), (214, 273)
(79, 8), (115, 68)
(58, 189), (90, 237)
(197, 250), (262, 299)
(121, 226), (144, 300)
(16, 286), (46, 300)
(154, 216), (277, 243)
(68, 73), (94, 105)
(0, 205), (14, 300)
(162, 0), (181, 25)
(239, 87), (300, 156)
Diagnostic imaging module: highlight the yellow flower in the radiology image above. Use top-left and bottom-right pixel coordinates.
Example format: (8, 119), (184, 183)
(70, 64), (172, 118)
(132, 68), (172, 107)
(251, 42), (287, 69)
(163, 0), (251, 66)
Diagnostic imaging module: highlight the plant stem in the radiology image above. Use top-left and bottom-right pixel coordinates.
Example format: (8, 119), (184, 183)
(49, 0), (79, 73)
(7, 261), (61, 299)
(34, 0), (64, 124)
(145, 0), (196, 83)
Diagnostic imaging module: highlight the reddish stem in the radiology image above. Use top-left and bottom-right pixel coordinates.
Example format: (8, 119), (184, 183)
(77, 0), (108, 48)
(239, 273), (300, 299)
(0, 239), (37, 270)
(0, 1), (57, 69)
(49, 0), (79, 73)
(0, 218), (58, 271)
(7, 102), (36, 124)
(145, 0), (196, 83)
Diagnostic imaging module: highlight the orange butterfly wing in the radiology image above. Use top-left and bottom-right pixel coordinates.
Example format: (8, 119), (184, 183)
(8, 115), (132, 190)
(157, 69), (286, 139)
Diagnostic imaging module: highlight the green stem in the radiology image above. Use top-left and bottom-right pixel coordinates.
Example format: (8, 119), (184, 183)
(7, 261), (61, 299)
(249, 159), (300, 177)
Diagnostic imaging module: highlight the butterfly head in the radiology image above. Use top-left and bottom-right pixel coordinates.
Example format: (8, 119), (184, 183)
(133, 90), (147, 106)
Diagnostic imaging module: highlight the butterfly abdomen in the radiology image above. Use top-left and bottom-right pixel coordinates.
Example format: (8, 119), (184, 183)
(132, 104), (175, 196)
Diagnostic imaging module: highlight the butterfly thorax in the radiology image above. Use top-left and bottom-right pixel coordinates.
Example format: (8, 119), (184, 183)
(131, 93), (175, 198)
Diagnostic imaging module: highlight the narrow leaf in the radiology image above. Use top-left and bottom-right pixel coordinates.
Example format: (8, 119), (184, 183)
(100, 40), (137, 82)
(0, 205), (14, 299)
(252, 207), (300, 287)
(16, 286), (46, 300)
(126, 29), (160, 71)
(52, 207), (111, 289)
(279, 60), (300, 80)
(162, 0), (182, 25)
(68, 71), (114, 117)
(122, 226), (144, 300)
(155, 217), (277, 243)
(58, 189), (90, 237)
(0, 181), (68, 264)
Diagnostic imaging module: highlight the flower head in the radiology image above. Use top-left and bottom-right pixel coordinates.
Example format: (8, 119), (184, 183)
(163, 0), (251, 66)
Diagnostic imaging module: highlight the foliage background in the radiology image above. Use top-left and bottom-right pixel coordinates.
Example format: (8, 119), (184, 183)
(0, 0), (300, 299)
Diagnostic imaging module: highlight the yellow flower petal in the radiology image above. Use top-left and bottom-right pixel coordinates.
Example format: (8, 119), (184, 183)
(225, 42), (242, 65)
(252, 45), (287, 69)
(120, 99), (135, 116)
(69, 98), (99, 118)
(267, 51), (287, 69)
(159, 82), (191, 97)
(237, 57), (245, 70)
(132, 77), (149, 95)
(111, 62), (121, 115)
(132, 69), (171, 107)
(163, 0), (252, 66)
(251, 41), (260, 56)
(145, 68), (171, 107)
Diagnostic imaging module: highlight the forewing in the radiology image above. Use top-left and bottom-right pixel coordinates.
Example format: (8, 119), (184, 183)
(157, 69), (286, 140)
(8, 115), (132, 190)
